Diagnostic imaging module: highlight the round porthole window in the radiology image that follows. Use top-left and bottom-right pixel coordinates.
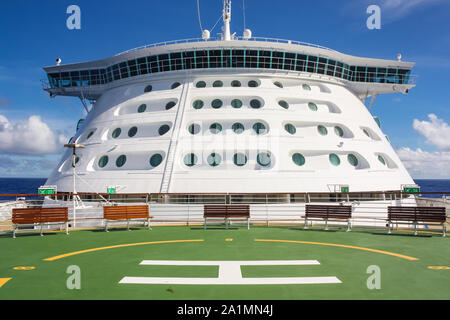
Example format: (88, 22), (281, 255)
(347, 154), (358, 167)
(248, 80), (259, 87)
(334, 126), (344, 137)
(232, 122), (245, 134)
(292, 153), (306, 166)
(378, 155), (386, 165)
(158, 124), (170, 136)
(231, 99), (243, 109)
(278, 100), (289, 109)
(233, 153), (247, 166)
(150, 154), (163, 167)
(193, 100), (204, 109)
(165, 101), (176, 110)
(209, 123), (222, 134)
(329, 153), (340, 166)
(188, 123), (201, 135)
(231, 80), (241, 87)
(302, 84), (311, 91)
(116, 155), (127, 168)
(308, 102), (318, 111)
(207, 153), (222, 167)
(317, 125), (328, 136)
(112, 128), (121, 139)
(253, 122), (267, 135)
(128, 126), (138, 138)
(184, 153), (197, 167)
(196, 81), (206, 88)
(213, 80), (223, 87)
(284, 123), (296, 135)
(86, 131), (95, 140)
(137, 104), (147, 113)
(250, 99), (261, 109)
(144, 85), (152, 93)
(274, 81), (283, 88)
(98, 155), (108, 168)
(171, 82), (181, 89)
(257, 152), (271, 167)
(211, 99), (223, 109)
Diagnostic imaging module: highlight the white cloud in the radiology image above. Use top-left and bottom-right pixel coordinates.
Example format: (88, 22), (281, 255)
(396, 147), (450, 178)
(413, 114), (450, 151)
(0, 114), (68, 155)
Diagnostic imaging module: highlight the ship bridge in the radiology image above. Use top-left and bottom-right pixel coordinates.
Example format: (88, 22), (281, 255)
(42, 37), (415, 101)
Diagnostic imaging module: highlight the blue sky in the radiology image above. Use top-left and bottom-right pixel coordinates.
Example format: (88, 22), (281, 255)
(0, 0), (449, 178)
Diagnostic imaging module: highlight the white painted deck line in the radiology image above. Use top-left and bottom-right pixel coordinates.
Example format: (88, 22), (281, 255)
(119, 276), (342, 285)
(139, 260), (321, 266)
(119, 260), (341, 285)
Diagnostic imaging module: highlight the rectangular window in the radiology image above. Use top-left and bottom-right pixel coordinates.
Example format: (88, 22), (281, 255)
(211, 50), (222, 68)
(222, 49), (231, 67)
(284, 53), (295, 71)
(149, 56), (159, 73)
(119, 62), (129, 79)
(159, 54), (170, 72)
(232, 49), (244, 68)
(112, 64), (120, 80)
(245, 50), (258, 68)
(259, 51), (271, 69)
(90, 69), (99, 85)
(306, 55), (317, 73)
(295, 54), (306, 72)
(327, 60), (336, 76)
(376, 67), (386, 83)
(335, 62), (343, 78)
(171, 52), (182, 70)
(271, 51), (283, 69)
(183, 51), (194, 69)
(195, 50), (208, 68)
(367, 67), (376, 83)
(137, 57), (148, 75)
(317, 58), (327, 74)
(128, 59), (138, 77)
(70, 71), (80, 87)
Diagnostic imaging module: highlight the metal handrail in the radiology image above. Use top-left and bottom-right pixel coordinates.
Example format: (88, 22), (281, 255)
(115, 36), (338, 56)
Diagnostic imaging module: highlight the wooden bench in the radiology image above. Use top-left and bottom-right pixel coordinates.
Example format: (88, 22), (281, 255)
(304, 205), (352, 231)
(387, 206), (447, 236)
(12, 207), (69, 238)
(204, 205), (250, 230)
(103, 205), (152, 231)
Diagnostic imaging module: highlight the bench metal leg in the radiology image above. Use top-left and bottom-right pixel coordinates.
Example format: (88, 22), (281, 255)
(40, 223), (44, 236)
(388, 221), (391, 234)
(13, 225), (16, 238)
(247, 218), (250, 230)
(303, 218), (308, 230)
(347, 219), (351, 232)
(414, 222), (417, 236)
(325, 218), (328, 231)
(127, 219), (130, 231)
(105, 220), (109, 232)
(66, 222), (69, 235)
(147, 218), (152, 230)
(443, 223), (446, 237)
(204, 218), (206, 230)
(225, 218), (229, 230)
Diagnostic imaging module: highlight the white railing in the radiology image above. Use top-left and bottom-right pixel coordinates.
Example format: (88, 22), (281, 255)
(115, 36), (337, 56)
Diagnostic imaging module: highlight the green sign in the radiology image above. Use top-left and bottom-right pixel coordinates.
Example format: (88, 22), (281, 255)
(341, 186), (349, 193)
(403, 187), (420, 193)
(38, 188), (56, 195)
(107, 187), (116, 194)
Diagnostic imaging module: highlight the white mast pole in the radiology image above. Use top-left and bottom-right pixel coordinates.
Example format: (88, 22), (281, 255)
(223, 0), (232, 41)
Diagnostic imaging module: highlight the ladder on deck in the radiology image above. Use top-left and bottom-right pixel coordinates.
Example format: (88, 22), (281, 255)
(159, 74), (190, 193)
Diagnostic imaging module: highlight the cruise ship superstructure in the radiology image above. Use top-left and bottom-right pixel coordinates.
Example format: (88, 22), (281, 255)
(42, 2), (416, 220)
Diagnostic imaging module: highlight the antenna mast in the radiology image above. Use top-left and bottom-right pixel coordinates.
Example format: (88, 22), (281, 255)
(222, 0), (232, 40)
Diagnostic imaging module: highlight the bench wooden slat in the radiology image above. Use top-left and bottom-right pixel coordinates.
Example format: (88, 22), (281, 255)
(304, 205), (352, 231)
(387, 206), (446, 236)
(103, 205), (151, 231)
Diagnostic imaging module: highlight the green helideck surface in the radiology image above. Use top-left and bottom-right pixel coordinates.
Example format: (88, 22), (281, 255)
(0, 224), (449, 300)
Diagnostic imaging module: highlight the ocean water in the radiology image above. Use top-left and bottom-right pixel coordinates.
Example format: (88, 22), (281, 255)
(0, 178), (448, 199)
